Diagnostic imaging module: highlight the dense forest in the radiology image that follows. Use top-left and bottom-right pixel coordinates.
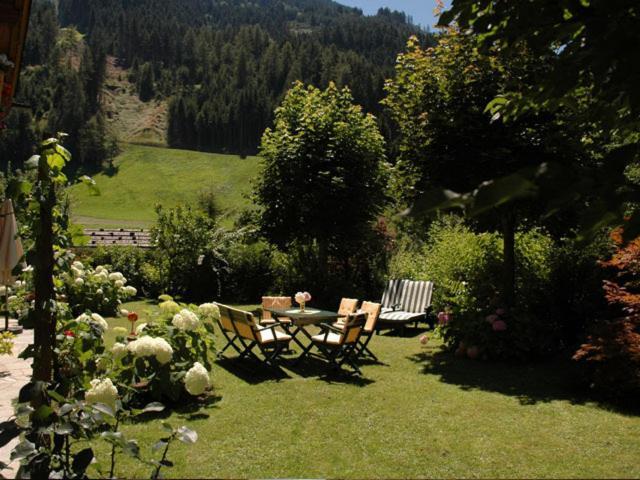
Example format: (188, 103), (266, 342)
(0, 0), (432, 170)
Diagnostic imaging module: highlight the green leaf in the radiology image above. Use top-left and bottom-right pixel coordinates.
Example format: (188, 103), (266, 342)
(92, 402), (115, 417)
(33, 405), (54, 421)
(141, 402), (165, 414)
(54, 422), (74, 435)
(80, 175), (100, 196)
(47, 390), (66, 403)
(18, 381), (46, 403)
(123, 440), (140, 458)
(152, 440), (168, 452)
(72, 448), (94, 475)
(176, 426), (198, 444)
(469, 173), (538, 216)
(46, 153), (65, 171)
(10, 440), (36, 461)
(25, 155), (40, 169)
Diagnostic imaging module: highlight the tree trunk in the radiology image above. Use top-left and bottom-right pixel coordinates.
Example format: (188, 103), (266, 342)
(502, 211), (516, 310)
(32, 164), (56, 382)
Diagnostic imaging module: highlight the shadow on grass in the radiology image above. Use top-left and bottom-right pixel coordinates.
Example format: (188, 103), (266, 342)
(379, 326), (430, 338)
(408, 349), (640, 415)
(283, 356), (375, 387)
(215, 356), (291, 384)
(130, 394), (223, 424)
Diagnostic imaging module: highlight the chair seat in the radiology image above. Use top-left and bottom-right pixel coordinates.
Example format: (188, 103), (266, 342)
(379, 311), (425, 323)
(381, 307), (394, 314)
(258, 328), (292, 344)
(311, 331), (343, 345)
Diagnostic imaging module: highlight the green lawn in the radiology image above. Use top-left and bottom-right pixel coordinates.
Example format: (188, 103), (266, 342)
(68, 144), (260, 229)
(95, 300), (640, 478)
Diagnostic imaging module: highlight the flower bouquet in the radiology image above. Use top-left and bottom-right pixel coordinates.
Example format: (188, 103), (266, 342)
(294, 291), (312, 312)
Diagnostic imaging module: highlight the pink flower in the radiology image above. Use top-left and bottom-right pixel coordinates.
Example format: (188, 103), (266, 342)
(496, 308), (506, 316)
(438, 313), (452, 325)
(303, 291), (312, 302)
(492, 320), (507, 332)
(486, 314), (499, 323)
(419, 335), (429, 345)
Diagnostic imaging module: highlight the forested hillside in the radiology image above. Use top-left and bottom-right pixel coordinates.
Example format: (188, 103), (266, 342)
(0, 0), (432, 171)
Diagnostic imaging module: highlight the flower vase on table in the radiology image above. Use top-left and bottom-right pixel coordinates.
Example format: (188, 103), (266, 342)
(295, 291), (312, 312)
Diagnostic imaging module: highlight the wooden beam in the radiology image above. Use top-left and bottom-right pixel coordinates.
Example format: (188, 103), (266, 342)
(0, 0), (33, 118)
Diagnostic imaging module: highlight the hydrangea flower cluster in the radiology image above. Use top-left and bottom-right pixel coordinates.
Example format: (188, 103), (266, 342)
(65, 262), (137, 316)
(85, 377), (119, 410)
(172, 309), (201, 331)
(159, 300), (181, 315)
(198, 303), (220, 321)
(184, 362), (210, 396)
(485, 308), (508, 332)
(75, 312), (109, 331)
(111, 342), (128, 360)
(126, 336), (173, 364)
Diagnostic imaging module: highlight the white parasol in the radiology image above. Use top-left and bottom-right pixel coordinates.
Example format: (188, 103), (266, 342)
(0, 199), (24, 331)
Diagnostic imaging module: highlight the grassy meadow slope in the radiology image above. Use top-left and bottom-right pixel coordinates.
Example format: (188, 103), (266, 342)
(68, 144), (260, 228)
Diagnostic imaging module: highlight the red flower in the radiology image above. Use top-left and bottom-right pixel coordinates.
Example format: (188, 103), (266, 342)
(128, 312), (138, 322)
(64, 330), (75, 337)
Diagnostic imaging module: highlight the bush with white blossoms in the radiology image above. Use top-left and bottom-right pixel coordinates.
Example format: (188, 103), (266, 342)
(172, 309), (200, 331)
(64, 262), (138, 316)
(126, 336), (174, 365)
(184, 362), (211, 396)
(105, 296), (216, 405)
(198, 303), (220, 322)
(85, 377), (119, 410)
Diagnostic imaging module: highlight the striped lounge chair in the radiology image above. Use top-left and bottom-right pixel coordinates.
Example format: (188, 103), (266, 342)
(378, 279), (434, 330)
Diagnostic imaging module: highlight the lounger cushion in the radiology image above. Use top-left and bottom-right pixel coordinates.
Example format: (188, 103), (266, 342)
(311, 331), (342, 345)
(257, 328), (292, 344)
(378, 311), (425, 323)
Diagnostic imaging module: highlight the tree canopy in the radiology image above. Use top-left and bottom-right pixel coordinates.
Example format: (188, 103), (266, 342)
(256, 81), (388, 251)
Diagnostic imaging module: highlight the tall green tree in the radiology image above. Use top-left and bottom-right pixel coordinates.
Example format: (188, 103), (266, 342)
(383, 31), (589, 307)
(437, 0), (640, 241)
(256, 82), (389, 297)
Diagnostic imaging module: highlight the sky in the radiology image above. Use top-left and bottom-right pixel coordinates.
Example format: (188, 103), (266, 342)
(335, 0), (450, 29)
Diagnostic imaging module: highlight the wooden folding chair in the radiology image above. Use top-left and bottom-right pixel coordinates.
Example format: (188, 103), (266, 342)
(335, 297), (358, 326)
(299, 312), (367, 374)
(354, 301), (382, 362)
(216, 303), (291, 366)
(260, 296), (292, 326)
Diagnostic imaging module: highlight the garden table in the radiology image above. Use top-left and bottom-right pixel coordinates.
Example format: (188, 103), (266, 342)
(266, 307), (341, 354)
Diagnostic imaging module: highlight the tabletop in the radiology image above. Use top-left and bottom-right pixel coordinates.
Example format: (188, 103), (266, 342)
(266, 307), (341, 326)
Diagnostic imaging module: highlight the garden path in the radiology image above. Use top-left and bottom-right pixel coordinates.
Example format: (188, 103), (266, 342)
(0, 321), (33, 476)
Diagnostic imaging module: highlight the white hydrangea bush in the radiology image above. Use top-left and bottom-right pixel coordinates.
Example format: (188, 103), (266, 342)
(64, 261), (137, 316)
(105, 296), (216, 405)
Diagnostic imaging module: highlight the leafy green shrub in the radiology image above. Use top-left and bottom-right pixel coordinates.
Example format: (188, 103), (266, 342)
(390, 216), (565, 360)
(90, 246), (164, 298)
(63, 261), (137, 316)
(152, 205), (238, 302)
(223, 240), (277, 303)
(390, 216), (502, 318)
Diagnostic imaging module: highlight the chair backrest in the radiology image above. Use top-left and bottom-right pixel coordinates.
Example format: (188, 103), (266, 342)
(397, 280), (434, 313)
(338, 298), (358, 316)
(216, 303), (257, 341)
(380, 279), (405, 309)
(342, 312), (367, 344)
(261, 296), (292, 320)
(359, 301), (381, 332)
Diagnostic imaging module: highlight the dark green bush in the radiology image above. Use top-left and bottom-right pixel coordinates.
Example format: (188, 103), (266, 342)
(89, 246), (163, 298)
(223, 240), (277, 304)
(389, 216), (594, 360)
